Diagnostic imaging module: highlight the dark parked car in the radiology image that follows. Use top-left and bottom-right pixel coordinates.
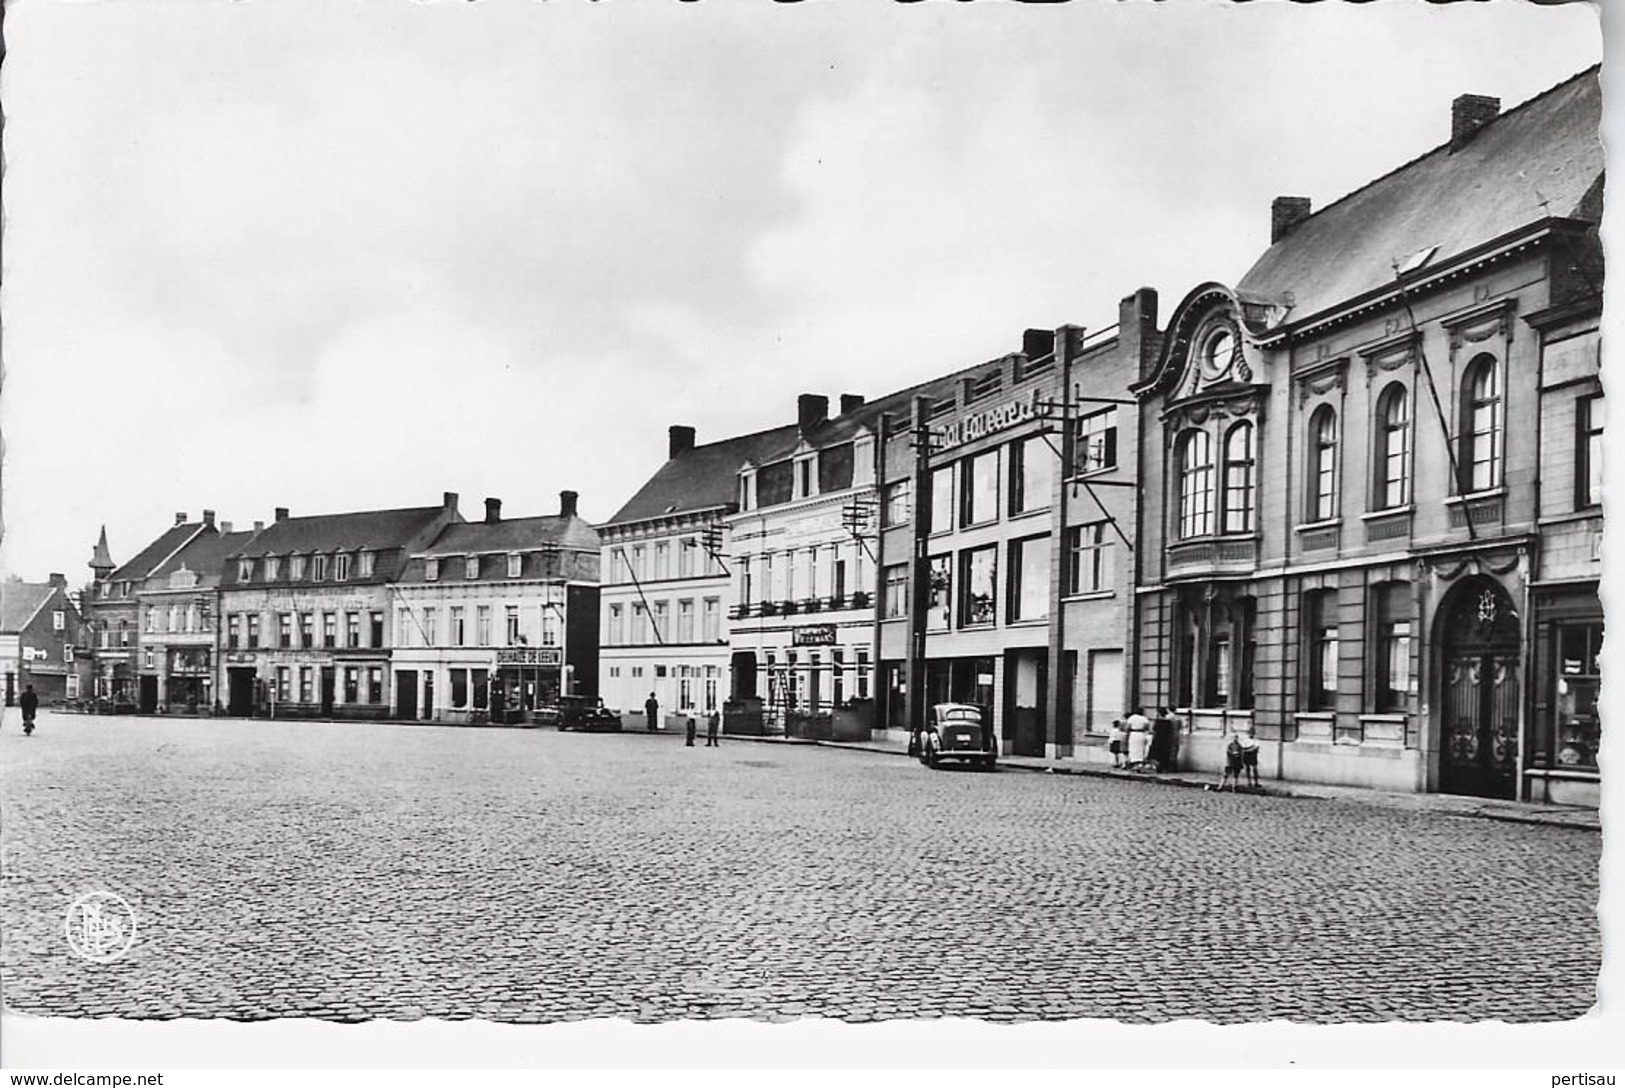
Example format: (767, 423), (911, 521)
(545, 695), (624, 733)
(916, 702), (996, 771)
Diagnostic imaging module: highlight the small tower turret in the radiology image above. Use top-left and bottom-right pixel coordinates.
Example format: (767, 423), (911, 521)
(89, 526), (116, 582)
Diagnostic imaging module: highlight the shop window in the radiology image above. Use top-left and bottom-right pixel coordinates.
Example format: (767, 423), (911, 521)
(451, 669), (469, 709)
(1074, 407), (1118, 475)
(930, 465), (954, 534)
(1550, 623), (1601, 770)
(1176, 430), (1214, 538)
(1307, 406), (1339, 522)
(1008, 535), (1051, 621)
(959, 546), (997, 627)
(1010, 435), (1054, 516)
(1221, 421), (1256, 533)
(1460, 354), (1503, 493)
(299, 667), (313, 703)
(276, 667), (291, 702)
(1576, 392), (1603, 509)
(960, 451), (1000, 527)
(1305, 590), (1339, 710)
(343, 668), (359, 703)
(472, 669), (489, 711)
(1373, 384), (1411, 510)
(368, 668), (384, 704)
(883, 565), (909, 619)
(1371, 582), (1412, 713)
(927, 555), (953, 631)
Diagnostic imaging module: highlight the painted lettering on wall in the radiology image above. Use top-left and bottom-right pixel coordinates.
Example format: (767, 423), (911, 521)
(931, 388), (1042, 451)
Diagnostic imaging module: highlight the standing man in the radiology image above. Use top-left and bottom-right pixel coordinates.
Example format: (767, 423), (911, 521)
(20, 684), (39, 736)
(644, 691), (660, 733)
(706, 708), (721, 747)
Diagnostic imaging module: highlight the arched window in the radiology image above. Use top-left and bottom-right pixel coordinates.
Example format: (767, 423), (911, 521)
(1374, 384), (1411, 509)
(1461, 355), (1503, 492)
(1221, 422), (1256, 533)
(1177, 430), (1214, 538)
(1307, 406), (1339, 522)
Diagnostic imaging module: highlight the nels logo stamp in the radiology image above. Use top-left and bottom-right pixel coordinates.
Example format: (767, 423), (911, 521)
(64, 891), (138, 964)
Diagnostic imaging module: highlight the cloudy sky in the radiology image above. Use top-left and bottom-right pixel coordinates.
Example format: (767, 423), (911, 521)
(0, 0), (1605, 581)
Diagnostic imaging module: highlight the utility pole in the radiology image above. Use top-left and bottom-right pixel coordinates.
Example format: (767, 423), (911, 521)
(904, 394), (935, 744)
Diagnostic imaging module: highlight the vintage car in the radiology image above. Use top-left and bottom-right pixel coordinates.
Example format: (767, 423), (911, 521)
(915, 702), (996, 771)
(544, 695), (624, 733)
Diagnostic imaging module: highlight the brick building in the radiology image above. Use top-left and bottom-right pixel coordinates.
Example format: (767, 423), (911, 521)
(1131, 70), (1603, 804)
(2, 573), (88, 705)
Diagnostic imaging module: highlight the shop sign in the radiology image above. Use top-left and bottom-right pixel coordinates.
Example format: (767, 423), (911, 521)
(792, 625), (837, 646)
(931, 388), (1042, 451)
(496, 647), (561, 666)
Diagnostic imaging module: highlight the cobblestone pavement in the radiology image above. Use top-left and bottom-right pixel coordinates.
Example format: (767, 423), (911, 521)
(0, 713), (1600, 1023)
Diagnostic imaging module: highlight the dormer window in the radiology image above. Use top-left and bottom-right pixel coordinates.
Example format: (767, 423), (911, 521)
(313, 554), (329, 581)
(358, 550), (375, 578)
(336, 553), (352, 581)
(237, 559), (254, 581)
(265, 556), (282, 581)
(465, 555), (480, 579)
(290, 555), (307, 580)
(426, 558), (440, 582)
(507, 553), (523, 578)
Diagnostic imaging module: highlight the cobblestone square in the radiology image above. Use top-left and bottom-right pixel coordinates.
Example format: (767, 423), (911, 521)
(0, 713), (1600, 1023)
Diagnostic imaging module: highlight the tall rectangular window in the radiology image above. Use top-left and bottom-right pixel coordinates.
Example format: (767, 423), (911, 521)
(279, 613), (293, 648)
(300, 613), (314, 649)
(1075, 407), (1118, 474)
(930, 466), (954, 534)
(370, 612), (383, 647)
(346, 612), (360, 648)
(313, 555), (328, 581)
(422, 608), (436, 646)
(476, 606), (491, 647)
(653, 600), (669, 641)
(1577, 392), (1603, 509)
(505, 605), (520, 645)
(1008, 535), (1051, 621)
(299, 667), (314, 703)
(451, 606), (465, 646)
(336, 553), (352, 581)
(1066, 523), (1114, 595)
(1373, 583), (1412, 713)
(246, 614), (261, 649)
(883, 480), (912, 528)
(676, 600), (695, 642)
(323, 613), (337, 649)
(276, 667), (291, 702)
(884, 564), (909, 619)
(678, 538), (695, 578)
(465, 555), (480, 580)
(1010, 435), (1054, 515)
(959, 546), (997, 627)
(961, 451), (999, 526)
(1306, 590), (1339, 711)
(703, 598), (721, 642)
(425, 558), (440, 582)
(507, 554), (523, 578)
(368, 667), (383, 704)
(927, 555), (953, 631)
(654, 543), (670, 580)
(451, 669), (469, 709)
(359, 551), (375, 578)
(343, 667), (359, 703)
(396, 609), (411, 648)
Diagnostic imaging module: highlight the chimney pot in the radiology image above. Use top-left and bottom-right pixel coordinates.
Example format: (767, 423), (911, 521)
(253, 521), (265, 532)
(560, 490), (579, 518)
(202, 510), (216, 529)
(1271, 197), (1313, 244)
(49, 572), (67, 588)
(274, 507), (289, 522)
(221, 521), (233, 534)
(668, 425), (697, 460)
(175, 512), (187, 526)
(839, 393), (866, 416)
(443, 491), (459, 514)
(1451, 94), (1500, 151)
(485, 497), (502, 525)
(797, 393), (830, 433)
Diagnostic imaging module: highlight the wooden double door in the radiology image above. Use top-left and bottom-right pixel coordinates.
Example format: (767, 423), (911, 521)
(1438, 579), (1521, 801)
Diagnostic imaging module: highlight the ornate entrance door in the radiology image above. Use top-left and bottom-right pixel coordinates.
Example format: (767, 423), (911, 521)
(1438, 579), (1520, 800)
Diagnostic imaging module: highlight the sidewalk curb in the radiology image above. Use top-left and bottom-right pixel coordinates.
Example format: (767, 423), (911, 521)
(719, 732), (1600, 833)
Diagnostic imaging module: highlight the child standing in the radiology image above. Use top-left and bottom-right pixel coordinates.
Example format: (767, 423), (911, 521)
(1219, 734), (1243, 791)
(1108, 719), (1126, 768)
(1237, 727), (1261, 790)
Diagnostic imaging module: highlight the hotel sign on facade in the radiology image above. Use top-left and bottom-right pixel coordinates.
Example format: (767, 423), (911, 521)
(929, 388), (1043, 451)
(496, 647), (562, 667)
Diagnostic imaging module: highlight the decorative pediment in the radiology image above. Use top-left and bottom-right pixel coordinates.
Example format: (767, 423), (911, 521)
(1359, 330), (1419, 383)
(167, 564), (199, 590)
(1162, 390), (1262, 432)
(1295, 358), (1348, 406)
(1443, 298), (1517, 360)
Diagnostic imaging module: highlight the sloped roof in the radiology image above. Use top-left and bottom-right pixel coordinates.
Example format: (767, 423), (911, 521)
(0, 581), (57, 633)
(149, 530), (254, 586)
(110, 523), (203, 582)
(420, 515), (601, 556)
(90, 526), (115, 571)
(607, 425), (799, 526)
(1238, 67), (1602, 325)
(228, 506), (452, 557)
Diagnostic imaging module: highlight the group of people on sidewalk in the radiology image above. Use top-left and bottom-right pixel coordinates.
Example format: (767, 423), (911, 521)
(1107, 705), (1261, 791)
(642, 693), (721, 748)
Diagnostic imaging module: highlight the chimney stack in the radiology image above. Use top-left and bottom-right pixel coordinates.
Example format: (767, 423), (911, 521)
(839, 393), (865, 416)
(442, 491), (459, 514)
(274, 507), (289, 522)
(202, 510), (216, 529)
(1451, 94), (1500, 152)
(1271, 197), (1313, 244)
(1120, 287), (1162, 380)
(797, 393), (829, 433)
(221, 521), (234, 534)
(175, 512), (187, 526)
(485, 498), (502, 525)
(254, 521), (265, 532)
(1023, 329), (1056, 359)
(560, 490), (579, 518)
(669, 425), (696, 459)
(48, 572), (67, 588)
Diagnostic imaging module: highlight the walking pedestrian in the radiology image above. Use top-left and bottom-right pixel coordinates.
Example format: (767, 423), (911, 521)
(705, 708), (720, 747)
(1237, 726), (1261, 790)
(644, 692), (659, 733)
(20, 684), (38, 737)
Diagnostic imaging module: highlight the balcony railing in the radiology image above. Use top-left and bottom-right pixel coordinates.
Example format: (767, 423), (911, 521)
(1166, 535), (1258, 575)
